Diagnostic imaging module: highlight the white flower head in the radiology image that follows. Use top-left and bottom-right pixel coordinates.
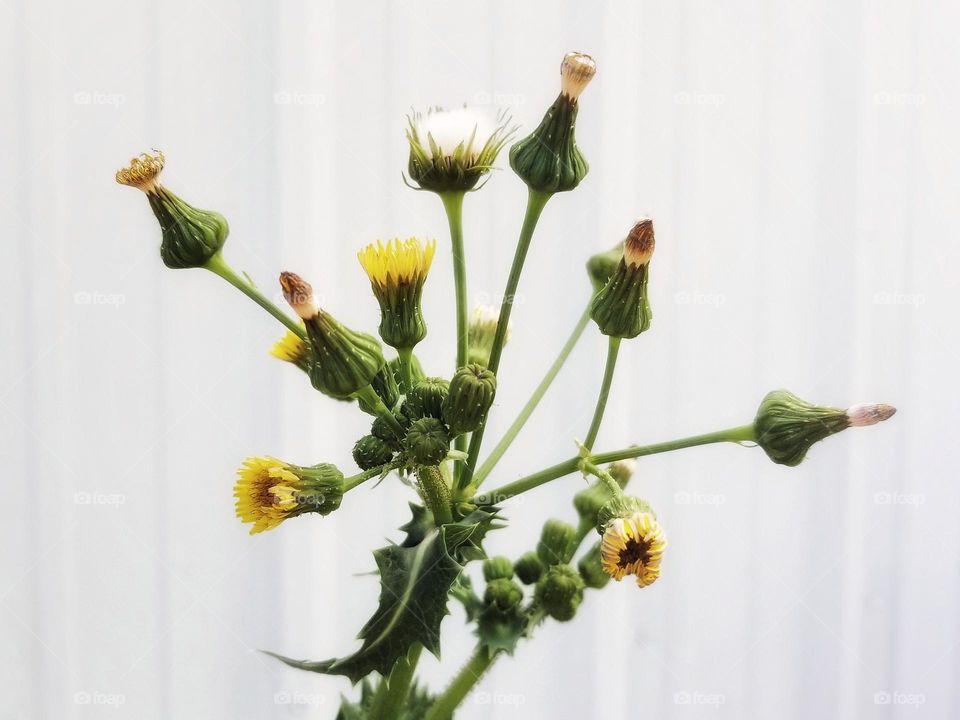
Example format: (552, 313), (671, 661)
(406, 106), (514, 193)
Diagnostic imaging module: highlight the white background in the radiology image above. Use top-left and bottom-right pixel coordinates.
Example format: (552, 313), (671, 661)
(1, 1), (956, 718)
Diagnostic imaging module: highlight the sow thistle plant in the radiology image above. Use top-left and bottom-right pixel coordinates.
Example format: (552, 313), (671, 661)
(117, 51), (896, 719)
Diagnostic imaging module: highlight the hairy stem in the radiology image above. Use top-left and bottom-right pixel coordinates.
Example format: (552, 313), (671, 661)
(474, 299), (592, 486)
(204, 252), (306, 339)
(417, 465), (453, 526)
(474, 424), (757, 505)
(459, 189), (552, 491)
(583, 336), (622, 450)
(425, 647), (496, 720)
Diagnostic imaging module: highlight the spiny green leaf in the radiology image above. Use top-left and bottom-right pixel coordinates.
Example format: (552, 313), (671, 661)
(267, 508), (500, 685)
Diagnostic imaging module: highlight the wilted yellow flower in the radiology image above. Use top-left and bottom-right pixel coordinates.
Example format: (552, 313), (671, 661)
(269, 327), (309, 369)
(234, 456), (344, 534)
(116, 149), (165, 193)
(600, 511), (666, 587)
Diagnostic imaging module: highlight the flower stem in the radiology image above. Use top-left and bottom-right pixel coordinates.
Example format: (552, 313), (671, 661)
(425, 647), (496, 720)
(397, 347), (416, 396)
(203, 252), (306, 339)
(371, 643), (422, 720)
(583, 336), (621, 450)
(355, 385), (406, 438)
(342, 462), (397, 492)
(440, 191), (468, 371)
(417, 465), (453, 526)
(474, 424), (757, 505)
(474, 299), (592, 486)
(458, 189), (552, 491)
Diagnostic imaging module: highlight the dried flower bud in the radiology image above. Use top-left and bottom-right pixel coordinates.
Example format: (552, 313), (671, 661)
(280, 272), (385, 399)
(754, 390), (896, 466)
(590, 219), (655, 339)
(509, 52), (595, 194)
(116, 150), (229, 269)
(560, 52), (597, 101)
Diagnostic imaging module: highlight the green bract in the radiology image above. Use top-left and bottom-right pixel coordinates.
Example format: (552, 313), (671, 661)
(304, 311), (385, 399)
(404, 377), (450, 421)
(754, 389), (850, 466)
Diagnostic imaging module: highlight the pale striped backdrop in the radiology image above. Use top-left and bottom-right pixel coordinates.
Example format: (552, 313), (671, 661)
(1, 1), (956, 718)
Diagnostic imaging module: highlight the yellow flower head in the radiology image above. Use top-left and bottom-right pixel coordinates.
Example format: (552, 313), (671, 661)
(600, 511), (667, 587)
(358, 237), (436, 290)
(358, 238), (436, 350)
(116, 149), (165, 193)
(234, 456), (343, 534)
(269, 327), (309, 369)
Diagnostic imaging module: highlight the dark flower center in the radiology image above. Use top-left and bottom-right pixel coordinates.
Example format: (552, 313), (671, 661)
(618, 537), (651, 568)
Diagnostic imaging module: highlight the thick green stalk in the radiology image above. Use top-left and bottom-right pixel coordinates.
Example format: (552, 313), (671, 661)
(474, 424), (757, 505)
(459, 189), (552, 490)
(474, 299), (592, 485)
(583, 336), (622, 450)
(425, 647), (496, 720)
(204, 252), (306, 339)
(417, 465), (453, 526)
(440, 191), (468, 371)
(397, 347), (416, 396)
(372, 643), (422, 720)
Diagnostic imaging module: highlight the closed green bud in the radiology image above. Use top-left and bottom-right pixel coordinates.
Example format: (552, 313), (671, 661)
(483, 556), (515, 582)
(513, 552), (545, 585)
(116, 151), (228, 269)
(404, 377), (450, 420)
(754, 390), (896, 467)
(371, 410), (410, 448)
(534, 565), (584, 622)
(484, 578), (523, 612)
(591, 219), (655, 339)
(578, 543), (611, 589)
(586, 242), (624, 292)
(607, 458), (637, 487)
(573, 481), (616, 528)
(537, 519), (577, 566)
(510, 53), (596, 194)
(358, 238), (436, 350)
(279, 272), (385, 399)
(405, 417), (450, 465)
(352, 434), (394, 470)
(443, 364), (497, 434)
